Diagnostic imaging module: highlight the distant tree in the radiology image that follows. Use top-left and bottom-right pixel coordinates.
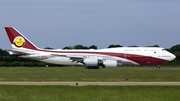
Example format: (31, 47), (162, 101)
(128, 46), (139, 47)
(174, 52), (180, 61)
(74, 45), (89, 49)
(89, 45), (97, 49)
(0, 49), (9, 56)
(0, 49), (4, 56)
(45, 47), (54, 50)
(108, 44), (123, 48)
(0, 48), (10, 62)
(168, 44), (180, 54)
(63, 45), (97, 49)
(0, 57), (3, 61)
(2, 56), (13, 62)
(63, 46), (74, 49)
(146, 45), (160, 47)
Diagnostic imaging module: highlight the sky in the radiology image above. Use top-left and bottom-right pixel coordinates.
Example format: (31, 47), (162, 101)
(0, 0), (180, 49)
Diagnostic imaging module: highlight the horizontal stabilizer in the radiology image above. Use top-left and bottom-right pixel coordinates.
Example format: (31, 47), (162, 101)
(6, 49), (30, 56)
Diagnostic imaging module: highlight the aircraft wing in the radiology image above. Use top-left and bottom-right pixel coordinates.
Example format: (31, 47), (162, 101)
(51, 54), (104, 63)
(51, 54), (85, 62)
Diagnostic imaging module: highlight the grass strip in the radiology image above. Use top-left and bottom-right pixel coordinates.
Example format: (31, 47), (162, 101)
(0, 85), (179, 101)
(0, 67), (180, 82)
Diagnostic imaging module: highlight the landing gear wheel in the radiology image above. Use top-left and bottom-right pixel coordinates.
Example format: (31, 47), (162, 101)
(157, 65), (160, 69)
(94, 66), (99, 69)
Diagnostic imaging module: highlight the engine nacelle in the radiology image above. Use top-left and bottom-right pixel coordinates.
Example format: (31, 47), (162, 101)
(103, 60), (117, 68)
(83, 58), (98, 66)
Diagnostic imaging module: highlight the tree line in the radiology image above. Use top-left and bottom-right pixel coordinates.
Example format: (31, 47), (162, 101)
(63, 44), (160, 49)
(0, 44), (180, 67)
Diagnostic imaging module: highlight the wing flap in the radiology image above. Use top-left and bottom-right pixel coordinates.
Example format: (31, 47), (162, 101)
(51, 54), (84, 62)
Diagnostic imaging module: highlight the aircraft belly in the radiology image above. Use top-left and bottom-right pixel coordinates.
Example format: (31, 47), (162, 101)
(118, 58), (139, 65)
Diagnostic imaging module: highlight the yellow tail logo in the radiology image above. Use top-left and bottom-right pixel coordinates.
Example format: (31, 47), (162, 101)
(14, 36), (25, 47)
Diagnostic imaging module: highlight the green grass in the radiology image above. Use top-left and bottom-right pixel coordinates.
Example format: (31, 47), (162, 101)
(0, 66), (180, 81)
(0, 85), (179, 101)
(0, 67), (179, 101)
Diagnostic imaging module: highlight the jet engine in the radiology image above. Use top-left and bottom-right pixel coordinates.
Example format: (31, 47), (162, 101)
(83, 58), (98, 66)
(103, 60), (117, 68)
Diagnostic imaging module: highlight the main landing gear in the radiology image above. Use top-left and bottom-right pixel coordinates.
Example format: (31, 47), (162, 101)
(86, 66), (99, 69)
(157, 65), (161, 69)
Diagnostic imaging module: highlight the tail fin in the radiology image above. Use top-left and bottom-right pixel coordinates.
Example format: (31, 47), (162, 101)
(5, 27), (39, 50)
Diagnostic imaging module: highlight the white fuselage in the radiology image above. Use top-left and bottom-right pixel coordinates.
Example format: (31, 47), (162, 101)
(16, 47), (175, 66)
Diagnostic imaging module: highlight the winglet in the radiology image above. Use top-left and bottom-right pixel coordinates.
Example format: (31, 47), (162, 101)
(5, 27), (39, 50)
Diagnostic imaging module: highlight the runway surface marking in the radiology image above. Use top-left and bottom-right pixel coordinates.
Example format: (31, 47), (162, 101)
(0, 82), (180, 86)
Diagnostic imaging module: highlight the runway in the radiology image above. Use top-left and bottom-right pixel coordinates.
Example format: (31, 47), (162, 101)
(0, 82), (180, 86)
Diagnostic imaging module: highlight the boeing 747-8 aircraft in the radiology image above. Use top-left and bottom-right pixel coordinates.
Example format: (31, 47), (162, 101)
(5, 27), (176, 69)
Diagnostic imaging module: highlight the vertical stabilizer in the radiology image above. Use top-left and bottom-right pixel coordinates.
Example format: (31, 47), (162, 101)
(5, 27), (39, 50)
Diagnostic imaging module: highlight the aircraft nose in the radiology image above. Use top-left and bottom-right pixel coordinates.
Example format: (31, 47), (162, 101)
(170, 54), (176, 61)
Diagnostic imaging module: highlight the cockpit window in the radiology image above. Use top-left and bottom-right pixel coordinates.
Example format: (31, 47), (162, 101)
(162, 49), (165, 51)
